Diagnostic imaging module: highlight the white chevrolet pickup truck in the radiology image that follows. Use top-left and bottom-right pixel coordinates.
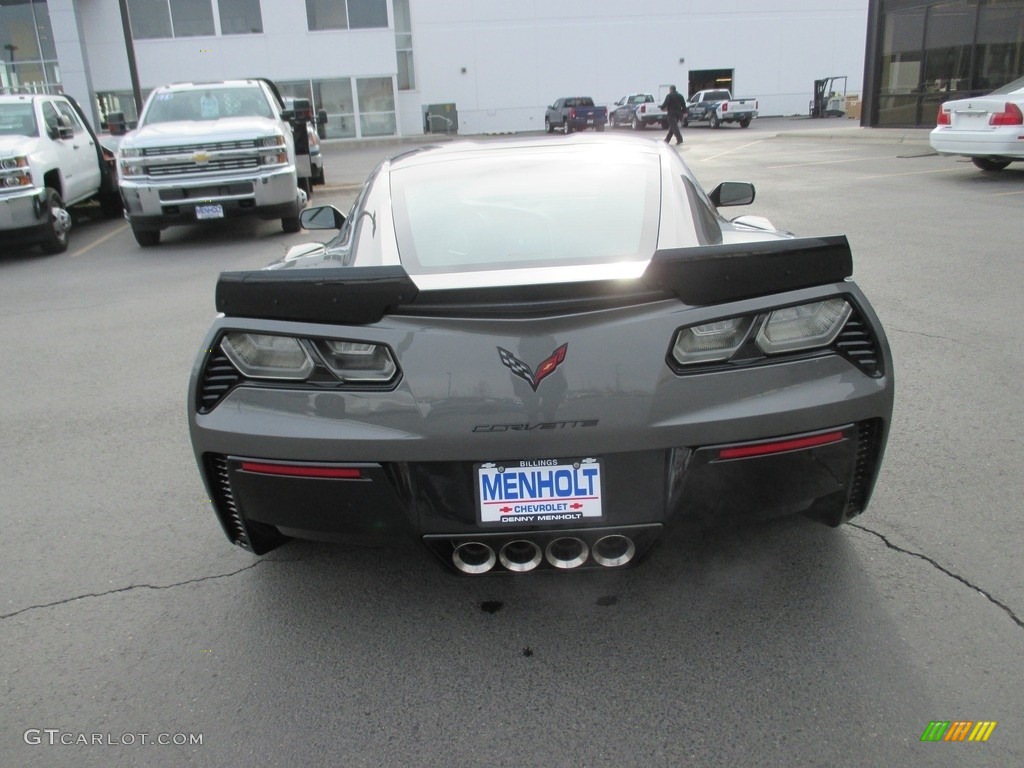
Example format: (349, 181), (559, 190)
(685, 89), (759, 129)
(117, 79), (306, 247)
(0, 93), (121, 254)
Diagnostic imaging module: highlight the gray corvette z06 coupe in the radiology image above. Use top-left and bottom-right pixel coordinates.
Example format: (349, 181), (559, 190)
(188, 134), (893, 575)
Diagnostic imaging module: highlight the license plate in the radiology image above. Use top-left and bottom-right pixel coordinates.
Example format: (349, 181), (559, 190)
(477, 458), (603, 525)
(587, 118), (594, 124)
(196, 204), (224, 220)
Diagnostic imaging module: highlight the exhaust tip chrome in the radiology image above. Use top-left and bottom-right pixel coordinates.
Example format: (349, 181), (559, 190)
(545, 537), (589, 569)
(452, 541), (496, 574)
(499, 540), (543, 572)
(592, 535), (636, 567)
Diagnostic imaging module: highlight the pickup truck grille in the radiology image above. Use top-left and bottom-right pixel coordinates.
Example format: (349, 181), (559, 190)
(149, 157), (261, 177)
(140, 139), (263, 177)
(141, 139), (260, 156)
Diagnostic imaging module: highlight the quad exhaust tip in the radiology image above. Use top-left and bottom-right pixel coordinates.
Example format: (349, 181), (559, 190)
(592, 534), (636, 567)
(499, 540), (543, 572)
(452, 541), (496, 574)
(545, 537), (589, 569)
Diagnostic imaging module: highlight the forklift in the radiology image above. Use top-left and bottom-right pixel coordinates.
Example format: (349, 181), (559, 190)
(811, 76), (847, 118)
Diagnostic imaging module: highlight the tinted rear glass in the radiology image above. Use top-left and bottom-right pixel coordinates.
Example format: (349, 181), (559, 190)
(390, 148), (661, 274)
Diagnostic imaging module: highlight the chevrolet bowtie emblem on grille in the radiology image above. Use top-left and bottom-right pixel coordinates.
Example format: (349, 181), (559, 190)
(193, 152), (210, 163)
(498, 344), (568, 391)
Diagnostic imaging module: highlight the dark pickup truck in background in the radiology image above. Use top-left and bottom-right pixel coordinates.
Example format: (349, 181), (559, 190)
(545, 97), (607, 133)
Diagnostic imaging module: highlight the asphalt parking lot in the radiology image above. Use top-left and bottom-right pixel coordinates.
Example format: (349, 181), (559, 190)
(1, 119), (1021, 767)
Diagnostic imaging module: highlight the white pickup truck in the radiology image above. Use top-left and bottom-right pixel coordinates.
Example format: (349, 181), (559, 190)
(117, 79), (306, 247)
(0, 93), (122, 254)
(685, 89), (759, 129)
(607, 94), (668, 130)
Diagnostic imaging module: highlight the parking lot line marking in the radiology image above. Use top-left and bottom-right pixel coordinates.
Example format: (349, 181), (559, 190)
(769, 155), (896, 169)
(71, 222), (128, 257)
(700, 140), (766, 161)
(856, 167), (966, 179)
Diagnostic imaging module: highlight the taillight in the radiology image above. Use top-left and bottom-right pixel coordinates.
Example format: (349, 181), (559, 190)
(989, 102), (1023, 126)
(936, 105), (951, 125)
(722, 102), (729, 111)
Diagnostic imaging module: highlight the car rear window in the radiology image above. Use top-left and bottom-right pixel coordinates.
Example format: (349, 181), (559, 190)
(389, 149), (662, 274)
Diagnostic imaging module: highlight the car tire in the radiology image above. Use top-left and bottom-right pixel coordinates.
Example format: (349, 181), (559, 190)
(545, 118), (553, 134)
(282, 202), (302, 232)
(37, 188), (72, 255)
(564, 119), (572, 135)
(131, 224), (160, 247)
(314, 166), (326, 185)
(739, 117), (751, 128)
(971, 157), (1011, 172)
(710, 113), (721, 129)
(608, 114), (616, 129)
(631, 115), (641, 130)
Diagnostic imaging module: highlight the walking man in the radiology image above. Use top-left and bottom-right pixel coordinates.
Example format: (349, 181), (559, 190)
(660, 85), (688, 145)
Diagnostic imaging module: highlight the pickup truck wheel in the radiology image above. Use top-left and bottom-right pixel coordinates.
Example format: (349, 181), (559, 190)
(545, 118), (553, 134)
(563, 120), (572, 135)
(38, 188), (72, 255)
(739, 117), (751, 128)
(631, 115), (642, 131)
(99, 192), (124, 219)
(608, 114), (616, 128)
(710, 113), (721, 129)
(282, 212), (302, 233)
(131, 224), (160, 247)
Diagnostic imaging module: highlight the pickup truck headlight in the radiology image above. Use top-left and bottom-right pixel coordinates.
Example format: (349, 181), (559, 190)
(259, 135), (289, 166)
(261, 135), (286, 148)
(119, 147), (142, 159)
(1, 156), (32, 188)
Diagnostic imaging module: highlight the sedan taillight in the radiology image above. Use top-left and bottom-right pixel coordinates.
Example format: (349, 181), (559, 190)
(989, 102), (1023, 126)
(936, 106), (951, 125)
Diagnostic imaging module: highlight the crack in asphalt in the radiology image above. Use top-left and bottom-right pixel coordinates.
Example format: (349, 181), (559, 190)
(850, 522), (1023, 631)
(0, 562), (266, 621)
(888, 326), (962, 343)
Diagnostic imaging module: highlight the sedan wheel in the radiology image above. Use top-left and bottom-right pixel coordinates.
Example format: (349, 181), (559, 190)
(971, 157), (1011, 172)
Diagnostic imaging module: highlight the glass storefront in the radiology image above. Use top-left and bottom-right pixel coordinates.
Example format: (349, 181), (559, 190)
(874, 0), (1024, 126)
(0, 0), (60, 94)
(277, 77), (397, 139)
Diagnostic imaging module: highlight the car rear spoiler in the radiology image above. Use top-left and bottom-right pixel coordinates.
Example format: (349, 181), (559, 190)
(215, 235), (853, 323)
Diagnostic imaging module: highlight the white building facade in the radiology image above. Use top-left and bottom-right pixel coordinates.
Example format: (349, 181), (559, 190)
(3, 1), (871, 136)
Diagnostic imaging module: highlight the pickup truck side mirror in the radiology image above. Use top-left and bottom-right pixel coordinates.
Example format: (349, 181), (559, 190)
(107, 111), (128, 135)
(709, 181), (756, 207)
(300, 205), (347, 231)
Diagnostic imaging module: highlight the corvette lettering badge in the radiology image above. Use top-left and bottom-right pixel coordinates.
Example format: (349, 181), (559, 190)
(498, 344), (567, 391)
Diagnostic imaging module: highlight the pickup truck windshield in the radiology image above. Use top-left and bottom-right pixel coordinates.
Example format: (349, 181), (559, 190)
(0, 104), (38, 137)
(391, 149), (661, 273)
(142, 87), (274, 125)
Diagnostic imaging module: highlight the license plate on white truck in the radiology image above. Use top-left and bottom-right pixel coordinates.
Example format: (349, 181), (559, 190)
(195, 204), (224, 220)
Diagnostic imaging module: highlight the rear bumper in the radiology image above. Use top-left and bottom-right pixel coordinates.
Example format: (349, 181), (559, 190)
(929, 128), (1024, 159)
(199, 418), (887, 571)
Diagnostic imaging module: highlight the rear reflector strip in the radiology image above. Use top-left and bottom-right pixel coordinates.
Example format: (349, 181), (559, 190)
(240, 462), (364, 479)
(717, 431), (845, 460)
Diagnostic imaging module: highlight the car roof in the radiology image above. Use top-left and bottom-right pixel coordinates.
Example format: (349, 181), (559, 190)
(384, 133), (668, 172)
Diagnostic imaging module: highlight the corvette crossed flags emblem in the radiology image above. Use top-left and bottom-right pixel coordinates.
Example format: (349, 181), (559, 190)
(497, 344), (568, 391)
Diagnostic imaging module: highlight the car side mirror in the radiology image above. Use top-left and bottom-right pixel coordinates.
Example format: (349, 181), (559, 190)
(300, 205), (347, 231)
(709, 181), (755, 207)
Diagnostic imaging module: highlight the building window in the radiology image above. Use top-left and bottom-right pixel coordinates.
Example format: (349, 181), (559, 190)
(394, 0), (415, 90)
(128, 0), (260, 39)
(1, 0), (61, 93)
(357, 76), (396, 136)
(219, 0), (264, 35)
(306, 0), (387, 31)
